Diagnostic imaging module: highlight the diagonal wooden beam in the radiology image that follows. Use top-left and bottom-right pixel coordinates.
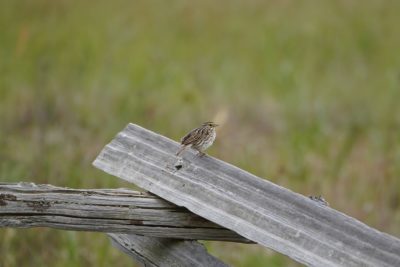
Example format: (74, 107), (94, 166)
(109, 234), (229, 267)
(0, 182), (248, 242)
(93, 123), (400, 267)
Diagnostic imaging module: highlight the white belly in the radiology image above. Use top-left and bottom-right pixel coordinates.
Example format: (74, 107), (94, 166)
(200, 130), (216, 151)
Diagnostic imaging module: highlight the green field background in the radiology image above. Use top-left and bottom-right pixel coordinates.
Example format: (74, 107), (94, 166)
(1, 1), (400, 266)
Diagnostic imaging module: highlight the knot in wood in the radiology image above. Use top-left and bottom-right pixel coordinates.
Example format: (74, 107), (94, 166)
(0, 193), (17, 206)
(26, 200), (51, 211)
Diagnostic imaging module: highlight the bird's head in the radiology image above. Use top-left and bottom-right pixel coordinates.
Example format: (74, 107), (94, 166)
(202, 121), (219, 128)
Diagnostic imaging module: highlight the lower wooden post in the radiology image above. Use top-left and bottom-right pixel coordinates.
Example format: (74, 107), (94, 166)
(109, 234), (229, 267)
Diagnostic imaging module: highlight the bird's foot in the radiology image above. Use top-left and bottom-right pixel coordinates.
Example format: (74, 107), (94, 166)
(197, 151), (206, 157)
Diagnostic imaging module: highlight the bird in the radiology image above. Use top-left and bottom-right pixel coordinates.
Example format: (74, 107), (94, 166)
(176, 121), (219, 157)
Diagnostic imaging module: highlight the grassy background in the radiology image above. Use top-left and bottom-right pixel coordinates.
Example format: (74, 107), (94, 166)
(1, 0), (400, 266)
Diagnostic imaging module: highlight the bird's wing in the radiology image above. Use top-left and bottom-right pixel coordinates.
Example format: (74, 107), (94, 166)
(181, 127), (202, 145)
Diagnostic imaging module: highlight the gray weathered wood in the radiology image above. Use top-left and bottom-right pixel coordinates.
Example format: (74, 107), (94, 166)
(94, 123), (400, 267)
(109, 234), (229, 267)
(0, 182), (248, 242)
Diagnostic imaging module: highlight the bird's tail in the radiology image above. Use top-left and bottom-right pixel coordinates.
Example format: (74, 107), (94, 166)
(176, 145), (187, 156)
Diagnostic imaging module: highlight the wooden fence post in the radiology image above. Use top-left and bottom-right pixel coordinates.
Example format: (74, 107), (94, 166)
(93, 123), (400, 267)
(0, 182), (235, 266)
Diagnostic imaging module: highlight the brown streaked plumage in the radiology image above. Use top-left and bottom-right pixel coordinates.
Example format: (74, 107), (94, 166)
(176, 122), (218, 157)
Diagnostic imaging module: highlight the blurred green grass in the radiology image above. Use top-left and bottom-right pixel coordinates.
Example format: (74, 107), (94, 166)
(1, 0), (400, 266)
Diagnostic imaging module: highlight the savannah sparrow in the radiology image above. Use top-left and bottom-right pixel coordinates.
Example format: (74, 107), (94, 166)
(176, 122), (218, 157)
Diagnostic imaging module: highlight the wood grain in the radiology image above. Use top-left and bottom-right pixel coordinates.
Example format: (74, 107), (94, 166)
(109, 233), (229, 267)
(0, 182), (248, 242)
(93, 123), (400, 267)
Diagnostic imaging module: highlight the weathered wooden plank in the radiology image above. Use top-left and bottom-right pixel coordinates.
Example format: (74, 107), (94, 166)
(109, 233), (229, 267)
(93, 123), (400, 267)
(0, 182), (249, 242)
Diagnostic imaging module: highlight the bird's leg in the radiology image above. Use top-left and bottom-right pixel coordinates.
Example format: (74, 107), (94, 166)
(176, 145), (188, 156)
